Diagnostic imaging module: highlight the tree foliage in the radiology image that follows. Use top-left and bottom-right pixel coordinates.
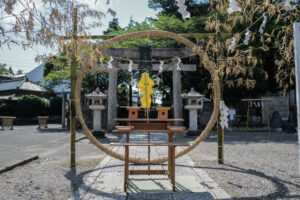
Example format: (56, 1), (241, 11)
(0, 63), (10, 75)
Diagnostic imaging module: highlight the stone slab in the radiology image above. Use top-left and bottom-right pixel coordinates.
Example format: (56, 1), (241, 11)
(76, 132), (231, 200)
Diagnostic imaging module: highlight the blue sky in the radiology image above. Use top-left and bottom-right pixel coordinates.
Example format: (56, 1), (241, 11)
(0, 0), (158, 73)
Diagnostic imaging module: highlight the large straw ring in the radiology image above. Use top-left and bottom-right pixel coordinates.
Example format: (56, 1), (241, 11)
(75, 30), (221, 164)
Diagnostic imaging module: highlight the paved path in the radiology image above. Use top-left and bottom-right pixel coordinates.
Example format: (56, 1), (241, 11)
(0, 124), (90, 170)
(75, 133), (231, 200)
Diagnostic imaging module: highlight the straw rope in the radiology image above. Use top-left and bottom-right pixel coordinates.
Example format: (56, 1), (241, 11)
(75, 30), (221, 164)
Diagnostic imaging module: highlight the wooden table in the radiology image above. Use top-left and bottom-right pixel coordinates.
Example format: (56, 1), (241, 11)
(112, 125), (187, 191)
(111, 142), (189, 192)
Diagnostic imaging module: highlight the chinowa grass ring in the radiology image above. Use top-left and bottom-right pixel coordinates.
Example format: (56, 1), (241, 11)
(74, 30), (221, 164)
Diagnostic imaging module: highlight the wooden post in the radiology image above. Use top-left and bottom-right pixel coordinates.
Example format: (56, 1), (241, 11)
(62, 92), (66, 128)
(263, 100), (270, 131)
(70, 8), (77, 168)
(293, 22), (300, 174)
(216, 12), (224, 164)
(246, 101), (250, 130)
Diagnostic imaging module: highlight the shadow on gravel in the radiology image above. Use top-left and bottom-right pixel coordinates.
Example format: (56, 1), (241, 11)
(64, 162), (300, 199)
(36, 128), (69, 134)
(176, 131), (298, 145)
(190, 164), (300, 200)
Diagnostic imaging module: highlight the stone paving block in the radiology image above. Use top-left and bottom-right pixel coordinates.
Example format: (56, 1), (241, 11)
(91, 175), (124, 193)
(173, 192), (215, 200)
(128, 193), (172, 200)
(82, 192), (126, 200)
(175, 176), (206, 193)
(127, 175), (173, 193)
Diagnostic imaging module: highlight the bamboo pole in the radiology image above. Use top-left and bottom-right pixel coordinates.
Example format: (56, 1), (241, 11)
(144, 72), (151, 173)
(216, 12), (224, 164)
(70, 8), (77, 168)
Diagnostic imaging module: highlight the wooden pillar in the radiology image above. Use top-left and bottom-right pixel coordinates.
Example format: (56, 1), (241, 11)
(172, 58), (183, 125)
(70, 7), (77, 168)
(107, 66), (118, 132)
(61, 92), (65, 128)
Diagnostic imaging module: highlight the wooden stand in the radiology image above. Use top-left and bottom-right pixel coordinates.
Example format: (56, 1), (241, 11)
(126, 107), (140, 119)
(157, 107), (170, 120)
(112, 107), (187, 191)
(111, 142), (189, 192)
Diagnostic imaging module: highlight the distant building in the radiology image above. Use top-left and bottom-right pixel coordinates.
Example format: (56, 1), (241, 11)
(0, 74), (26, 82)
(0, 77), (49, 102)
(26, 63), (70, 94)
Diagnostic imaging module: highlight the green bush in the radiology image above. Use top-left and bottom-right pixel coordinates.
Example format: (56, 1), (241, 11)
(49, 96), (62, 115)
(16, 95), (50, 118)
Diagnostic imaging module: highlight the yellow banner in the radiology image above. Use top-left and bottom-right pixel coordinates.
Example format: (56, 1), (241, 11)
(137, 72), (154, 109)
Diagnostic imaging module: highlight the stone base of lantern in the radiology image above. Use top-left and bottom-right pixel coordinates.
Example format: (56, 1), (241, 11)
(92, 130), (105, 138)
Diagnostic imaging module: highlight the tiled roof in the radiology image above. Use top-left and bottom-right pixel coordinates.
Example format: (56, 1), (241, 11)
(26, 63), (45, 84)
(0, 79), (24, 91)
(0, 78), (46, 92)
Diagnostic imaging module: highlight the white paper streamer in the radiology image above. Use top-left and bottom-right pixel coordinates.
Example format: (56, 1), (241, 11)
(227, 0), (241, 14)
(158, 61), (164, 73)
(229, 37), (237, 51)
(107, 56), (114, 69)
(259, 13), (267, 35)
(176, 57), (182, 71)
(107, 8), (116, 18)
(284, 0), (292, 9)
(220, 100), (229, 129)
(243, 29), (251, 45)
(176, 0), (191, 20)
(128, 60), (133, 72)
(130, 77), (134, 86)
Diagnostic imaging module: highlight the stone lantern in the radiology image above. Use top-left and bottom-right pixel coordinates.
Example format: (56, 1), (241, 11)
(86, 87), (106, 137)
(184, 88), (204, 135)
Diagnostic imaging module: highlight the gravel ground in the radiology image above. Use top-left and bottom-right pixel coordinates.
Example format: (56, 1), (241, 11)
(187, 131), (300, 200)
(0, 133), (120, 200)
(0, 157), (104, 200)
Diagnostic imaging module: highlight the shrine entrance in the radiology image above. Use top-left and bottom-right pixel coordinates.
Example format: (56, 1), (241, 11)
(97, 47), (197, 131)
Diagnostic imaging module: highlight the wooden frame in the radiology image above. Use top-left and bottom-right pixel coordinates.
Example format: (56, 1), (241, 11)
(111, 142), (189, 192)
(113, 124), (187, 192)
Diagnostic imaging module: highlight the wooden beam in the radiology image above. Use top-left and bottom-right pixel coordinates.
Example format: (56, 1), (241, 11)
(102, 48), (194, 58)
(94, 63), (196, 71)
(59, 33), (232, 40)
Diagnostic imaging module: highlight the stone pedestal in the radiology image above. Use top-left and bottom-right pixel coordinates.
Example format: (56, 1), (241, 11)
(86, 87), (107, 137)
(89, 105), (106, 137)
(185, 105), (202, 135)
(183, 88), (205, 136)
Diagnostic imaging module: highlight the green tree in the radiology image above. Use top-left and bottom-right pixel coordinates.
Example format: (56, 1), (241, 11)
(16, 69), (23, 74)
(8, 67), (14, 75)
(0, 63), (10, 75)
